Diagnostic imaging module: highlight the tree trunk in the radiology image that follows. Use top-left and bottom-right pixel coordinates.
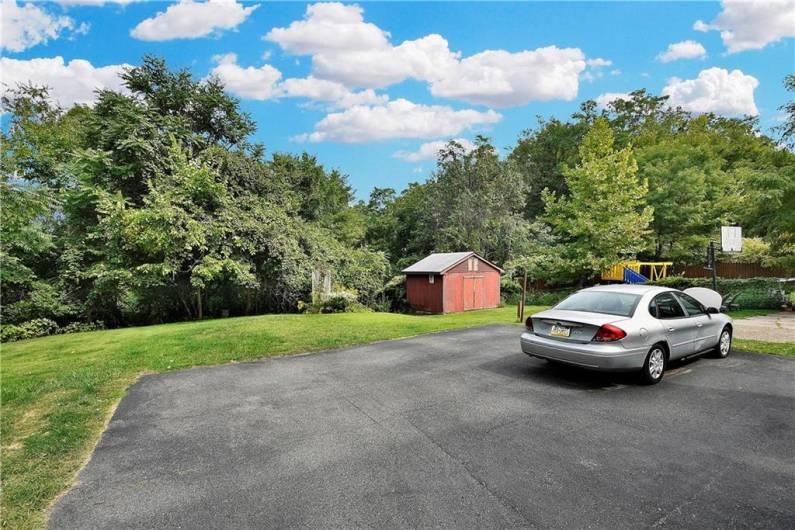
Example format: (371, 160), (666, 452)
(196, 290), (203, 320)
(177, 287), (193, 320)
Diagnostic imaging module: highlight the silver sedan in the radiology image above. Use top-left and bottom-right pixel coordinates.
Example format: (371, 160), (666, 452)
(520, 284), (733, 384)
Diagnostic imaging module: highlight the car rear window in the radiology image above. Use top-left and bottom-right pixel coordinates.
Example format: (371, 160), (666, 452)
(555, 291), (641, 317)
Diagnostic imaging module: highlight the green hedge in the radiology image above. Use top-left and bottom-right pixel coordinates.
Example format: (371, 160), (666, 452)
(1, 319), (106, 343)
(650, 277), (788, 310)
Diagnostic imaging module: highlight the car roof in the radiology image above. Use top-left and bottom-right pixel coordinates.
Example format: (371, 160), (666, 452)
(580, 284), (676, 296)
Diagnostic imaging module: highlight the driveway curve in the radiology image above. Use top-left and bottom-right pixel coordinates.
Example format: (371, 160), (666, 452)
(50, 325), (795, 529)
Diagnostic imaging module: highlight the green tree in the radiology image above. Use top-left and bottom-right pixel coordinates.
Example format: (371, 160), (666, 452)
(542, 118), (653, 281)
(429, 137), (531, 264)
(776, 74), (795, 148)
(509, 116), (585, 219)
(1, 58), (384, 329)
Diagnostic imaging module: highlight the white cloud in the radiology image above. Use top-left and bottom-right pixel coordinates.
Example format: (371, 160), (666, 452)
(280, 76), (387, 108)
(662, 67), (759, 116)
(393, 138), (475, 162)
(693, 20), (711, 32)
(694, 0), (795, 53)
(209, 55), (387, 108)
(0, 56), (129, 108)
(265, 2), (588, 108)
(208, 53), (282, 100)
(1, 0), (86, 52)
(581, 56), (613, 82)
(265, 2), (389, 55)
(311, 33), (460, 89)
(430, 47), (586, 107)
(594, 92), (632, 108)
(130, 0), (257, 41)
(294, 98), (501, 143)
(55, 0), (136, 5)
(586, 58), (612, 68)
(657, 40), (707, 62)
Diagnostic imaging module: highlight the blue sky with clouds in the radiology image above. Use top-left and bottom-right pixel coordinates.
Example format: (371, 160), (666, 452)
(2, 1), (793, 198)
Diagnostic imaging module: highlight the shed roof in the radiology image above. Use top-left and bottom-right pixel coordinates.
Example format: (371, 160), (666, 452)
(402, 252), (504, 274)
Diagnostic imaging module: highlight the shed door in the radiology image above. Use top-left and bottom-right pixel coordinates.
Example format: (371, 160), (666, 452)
(463, 275), (484, 310)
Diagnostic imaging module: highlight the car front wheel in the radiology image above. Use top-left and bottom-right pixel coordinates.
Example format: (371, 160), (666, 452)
(641, 346), (666, 385)
(713, 327), (732, 358)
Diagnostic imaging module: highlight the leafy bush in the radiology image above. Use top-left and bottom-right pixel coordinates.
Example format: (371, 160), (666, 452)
(379, 275), (408, 312)
(1, 325), (24, 343)
(500, 276), (522, 303)
(56, 321), (106, 335)
(303, 290), (370, 314)
(524, 288), (576, 306)
(1, 318), (59, 342)
(650, 276), (786, 309)
(1, 281), (77, 325)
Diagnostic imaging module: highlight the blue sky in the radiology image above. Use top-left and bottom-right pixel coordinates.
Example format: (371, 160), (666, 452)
(2, 1), (793, 199)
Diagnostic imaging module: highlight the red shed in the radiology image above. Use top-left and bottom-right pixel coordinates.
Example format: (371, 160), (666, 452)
(402, 252), (503, 313)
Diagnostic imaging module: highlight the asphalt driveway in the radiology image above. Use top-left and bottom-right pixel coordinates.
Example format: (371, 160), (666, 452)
(50, 325), (795, 529)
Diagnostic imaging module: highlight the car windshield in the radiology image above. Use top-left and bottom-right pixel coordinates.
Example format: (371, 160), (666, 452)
(555, 291), (641, 317)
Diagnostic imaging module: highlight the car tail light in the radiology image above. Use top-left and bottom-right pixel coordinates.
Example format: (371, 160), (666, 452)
(593, 324), (626, 342)
(525, 317), (534, 331)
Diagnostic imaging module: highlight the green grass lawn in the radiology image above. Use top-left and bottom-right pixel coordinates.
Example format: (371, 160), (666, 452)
(725, 309), (781, 319)
(734, 339), (795, 358)
(0, 305), (537, 529)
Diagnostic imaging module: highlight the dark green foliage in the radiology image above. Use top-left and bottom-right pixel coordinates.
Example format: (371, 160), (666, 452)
(510, 116), (586, 219)
(651, 277), (788, 309)
(379, 275), (409, 312)
(364, 84), (792, 289)
(302, 291), (369, 314)
(2, 59), (792, 337)
(1, 318), (59, 342)
(776, 74), (795, 148)
(363, 137), (531, 267)
(1, 58), (386, 337)
(524, 288), (577, 307)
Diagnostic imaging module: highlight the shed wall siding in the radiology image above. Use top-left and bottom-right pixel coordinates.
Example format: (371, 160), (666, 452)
(405, 274), (444, 313)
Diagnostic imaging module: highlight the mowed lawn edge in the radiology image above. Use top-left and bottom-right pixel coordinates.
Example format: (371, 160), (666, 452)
(0, 306), (540, 530)
(734, 339), (795, 358)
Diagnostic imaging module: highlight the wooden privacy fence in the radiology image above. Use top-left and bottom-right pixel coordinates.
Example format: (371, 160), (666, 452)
(673, 262), (793, 279)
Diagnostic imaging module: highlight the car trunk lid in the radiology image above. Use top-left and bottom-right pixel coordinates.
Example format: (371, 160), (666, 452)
(530, 309), (629, 343)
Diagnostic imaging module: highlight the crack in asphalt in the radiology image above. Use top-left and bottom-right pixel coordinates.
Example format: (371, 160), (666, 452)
(399, 413), (535, 529)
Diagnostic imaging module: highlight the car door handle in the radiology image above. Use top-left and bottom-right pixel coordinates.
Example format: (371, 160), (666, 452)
(667, 327), (676, 332)
(696, 323), (703, 328)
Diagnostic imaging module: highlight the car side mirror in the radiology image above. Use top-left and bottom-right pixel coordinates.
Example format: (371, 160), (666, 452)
(706, 307), (720, 314)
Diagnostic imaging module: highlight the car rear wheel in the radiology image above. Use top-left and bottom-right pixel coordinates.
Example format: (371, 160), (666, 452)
(640, 346), (666, 385)
(712, 327), (732, 358)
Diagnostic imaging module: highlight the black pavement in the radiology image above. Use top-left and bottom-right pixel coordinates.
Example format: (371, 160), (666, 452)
(50, 325), (795, 529)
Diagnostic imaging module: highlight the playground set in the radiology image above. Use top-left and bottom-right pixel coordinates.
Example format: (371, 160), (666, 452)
(601, 261), (674, 284)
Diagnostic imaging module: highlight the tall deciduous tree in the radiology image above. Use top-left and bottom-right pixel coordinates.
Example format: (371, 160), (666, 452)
(542, 118), (653, 281)
(777, 74), (795, 148)
(1, 58), (388, 329)
(429, 137), (530, 265)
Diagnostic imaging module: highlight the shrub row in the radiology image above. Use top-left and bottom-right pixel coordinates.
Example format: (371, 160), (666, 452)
(298, 290), (371, 314)
(1, 319), (105, 343)
(650, 277), (790, 309)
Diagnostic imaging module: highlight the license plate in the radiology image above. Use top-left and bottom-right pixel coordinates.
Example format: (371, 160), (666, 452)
(550, 324), (571, 337)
